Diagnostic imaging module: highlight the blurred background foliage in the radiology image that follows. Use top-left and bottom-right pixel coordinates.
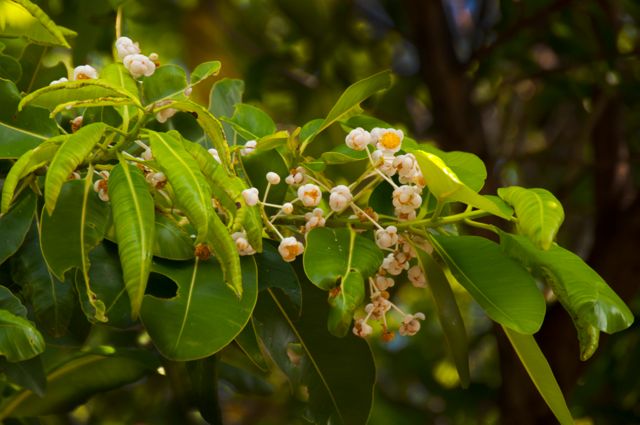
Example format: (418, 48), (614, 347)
(4, 0), (640, 424)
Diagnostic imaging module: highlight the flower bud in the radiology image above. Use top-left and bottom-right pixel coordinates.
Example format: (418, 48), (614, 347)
(242, 187), (260, 206)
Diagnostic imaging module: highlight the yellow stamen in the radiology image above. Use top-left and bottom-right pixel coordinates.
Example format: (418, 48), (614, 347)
(380, 132), (401, 150)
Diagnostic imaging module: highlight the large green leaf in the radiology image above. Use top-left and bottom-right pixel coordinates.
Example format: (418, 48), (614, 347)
(253, 277), (376, 425)
(224, 103), (276, 140)
(76, 242), (132, 329)
(242, 148), (289, 207)
(303, 227), (383, 336)
(19, 80), (141, 112)
(0, 53), (21, 82)
(0, 190), (35, 266)
(0, 356), (46, 397)
(0, 310), (44, 362)
(498, 186), (565, 250)
(503, 327), (574, 425)
(411, 242), (470, 388)
(11, 225), (75, 337)
(430, 234), (546, 334)
(0, 78), (58, 159)
(108, 160), (155, 319)
(43, 122), (107, 214)
(0, 348), (158, 418)
(142, 64), (187, 104)
(303, 70), (392, 145)
(40, 178), (110, 280)
(1, 135), (64, 213)
(0, 285), (26, 317)
(235, 320), (269, 371)
(152, 213), (195, 260)
(182, 137), (262, 252)
(414, 145), (487, 192)
(185, 356), (224, 423)
(148, 130), (241, 296)
(0, 0), (74, 48)
(414, 151), (511, 219)
(140, 256), (258, 361)
(98, 63), (140, 127)
(499, 232), (634, 360)
(255, 240), (301, 310)
(208, 78), (244, 145)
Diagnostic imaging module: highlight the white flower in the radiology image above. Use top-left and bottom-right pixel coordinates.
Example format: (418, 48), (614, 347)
(149, 52), (159, 63)
(156, 107), (177, 123)
(115, 36), (141, 60)
(345, 127), (372, 151)
(392, 185), (422, 213)
(304, 208), (325, 232)
(393, 153), (420, 184)
(232, 231), (256, 256)
(352, 318), (373, 338)
(240, 140), (257, 156)
(373, 274), (395, 291)
(371, 149), (397, 176)
(381, 252), (410, 276)
(282, 202), (294, 214)
(365, 294), (392, 320)
(285, 167), (306, 186)
(395, 209), (417, 221)
(242, 187), (260, 206)
(329, 185), (352, 212)
(145, 171), (166, 189)
(297, 183), (322, 207)
(266, 172), (281, 185)
(208, 148), (221, 164)
(278, 236), (304, 262)
(73, 65), (98, 80)
(123, 54), (156, 78)
(70, 116), (83, 133)
(93, 171), (109, 202)
(407, 265), (427, 288)
(141, 147), (153, 161)
(375, 225), (398, 249)
(49, 77), (68, 85)
(399, 312), (425, 336)
(372, 127), (403, 153)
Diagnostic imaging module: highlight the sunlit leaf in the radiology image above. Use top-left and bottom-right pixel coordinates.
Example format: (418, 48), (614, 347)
(143, 64), (188, 104)
(0, 0), (74, 48)
(140, 256), (257, 361)
(500, 232), (634, 360)
(43, 122), (107, 214)
(190, 60), (221, 86)
(503, 326), (574, 425)
(430, 234), (546, 334)
(108, 160), (155, 319)
(498, 186), (565, 250)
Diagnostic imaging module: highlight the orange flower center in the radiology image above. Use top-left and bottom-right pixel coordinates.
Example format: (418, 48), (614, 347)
(76, 73), (91, 80)
(380, 132), (401, 150)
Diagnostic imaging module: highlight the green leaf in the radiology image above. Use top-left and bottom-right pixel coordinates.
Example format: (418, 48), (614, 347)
(0, 190), (35, 266)
(320, 144), (368, 164)
(303, 227), (383, 291)
(304, 70), (392, 144)
(0, 310), (44, 362)
(430, 234), (546, 334)
(411, 242), (470, 388)
(304, 227), (383, 336)
(148, 130), (242, 296)
(499, 232), (634, 360)
(181, 137), (262, 252)
(100, 63), (140, 124)
(0, 78), (58, 159)
(185, 356), (224, 423)
(165, 100), (232, 172)
(235, 320), (269, 371)
(0, 356), (46, 397)
(253, 278), (376, 425)
(190, 60), (221, 86)
(224, 103), (277, 140)
(503, 327), (574, 425)
(11, 225), (75, 337)
(414, 145), (487, 192)
(19, 80), (142, 112)
(44, 122), (107, 214)
(414, 151), (511, 219)
(242, 149), (289, 206)
(498, 186), (565, 250)
(152, 213), (195, 260)
(0, 0), (73, 48)
(77, 242), (132, 329)
(108, 160), (155, 319)
(0, 54), (21, 82)
(142, 64), (187, 104)
(0, 285), (27, 317)
(255, 240), (301, 310)
(140, 256), (258, 361)
(40, 178), (110, 280)
(0, 348), (158, 418)
(1, 135), (64, 213)
(208, 78), (244, 144)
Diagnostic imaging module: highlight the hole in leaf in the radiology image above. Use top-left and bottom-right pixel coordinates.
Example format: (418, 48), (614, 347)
(145, 273), (178, 299)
